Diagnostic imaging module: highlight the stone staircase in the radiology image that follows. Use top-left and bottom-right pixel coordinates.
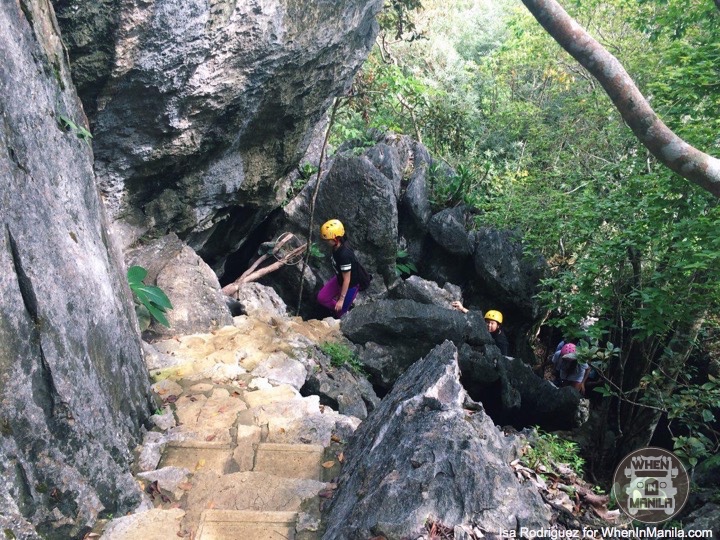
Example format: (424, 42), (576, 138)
(98, 314), (354, 540)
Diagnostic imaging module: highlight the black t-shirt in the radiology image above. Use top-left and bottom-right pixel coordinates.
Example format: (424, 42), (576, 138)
(492, 329), (509, 356)
(331, 244), (360, 287)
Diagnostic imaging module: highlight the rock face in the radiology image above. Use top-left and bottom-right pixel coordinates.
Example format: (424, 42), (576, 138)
(340, 299), (480, 384)
(473, 228), (545, 319)
(53, 0), (384, 264)
(0, 1), (151, 538)
(322, 341), (551, 539)
(459, 345), (588, 430)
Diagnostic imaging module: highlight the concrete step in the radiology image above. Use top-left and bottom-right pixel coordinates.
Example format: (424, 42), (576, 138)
(196, 509), (297, 540)
(159, 440), (233, 474)
(253, 443), (324, 480)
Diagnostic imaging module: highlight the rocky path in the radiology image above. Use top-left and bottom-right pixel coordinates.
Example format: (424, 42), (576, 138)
(97, 314), (357, 539)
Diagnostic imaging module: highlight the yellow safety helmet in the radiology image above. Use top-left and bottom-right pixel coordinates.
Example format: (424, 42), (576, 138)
(320, 219), (345, 240)
(484, 310), (503, 324)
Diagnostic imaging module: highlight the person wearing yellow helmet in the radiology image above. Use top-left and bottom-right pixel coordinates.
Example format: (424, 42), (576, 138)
(451, 301), (509, 356)
(317, 219), (361, 317)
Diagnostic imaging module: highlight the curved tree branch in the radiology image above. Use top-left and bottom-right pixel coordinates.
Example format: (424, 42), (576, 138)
(521, 0), (720, 197)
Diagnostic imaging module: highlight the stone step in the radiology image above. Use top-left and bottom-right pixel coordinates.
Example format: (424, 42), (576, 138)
(253, 443), (324, 480)
(159, 441), (233, 474)
(182, 471), (326, 529)
(196, 509), (297, 540)
(100, 508), (184, 539)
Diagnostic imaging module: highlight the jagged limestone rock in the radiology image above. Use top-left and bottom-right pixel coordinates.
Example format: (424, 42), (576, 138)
(322, 341), (551, 539)
(0, 1), (151, 537)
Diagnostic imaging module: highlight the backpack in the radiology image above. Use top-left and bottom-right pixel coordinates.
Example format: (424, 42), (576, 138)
(353, 253), (373, 291)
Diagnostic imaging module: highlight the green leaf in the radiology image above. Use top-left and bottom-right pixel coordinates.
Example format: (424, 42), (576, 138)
(133, 285), (173, 310)
(146, 303), (170, 327)
(594, 385), (615, 398)
(127, 266), (148, 284)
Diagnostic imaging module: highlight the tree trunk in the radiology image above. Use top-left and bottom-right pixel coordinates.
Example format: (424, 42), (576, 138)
(520, 0), (720, 198)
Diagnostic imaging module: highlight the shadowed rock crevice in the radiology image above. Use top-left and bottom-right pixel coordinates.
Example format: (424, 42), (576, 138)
(7, 227), (39, 323)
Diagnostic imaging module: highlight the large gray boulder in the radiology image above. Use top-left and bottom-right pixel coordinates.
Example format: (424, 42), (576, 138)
(428, 205), (474, 257)
(472, 228), (546, 319)
(1, 2), (151, 537)
(387, 275), (462, 307)
(53, 0), (384, 264)
(340, 299), (491, 388)
(127, 235), (233, 337)
(322, 341), (551, 539)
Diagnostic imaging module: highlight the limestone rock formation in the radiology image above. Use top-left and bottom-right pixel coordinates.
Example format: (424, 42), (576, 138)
(459, 345), (589, 430)
(472, 227), (546, 319)
(322, 341), (552, 539)
(53, 0), (385, 269)
(0, 1), (151, 537)
(340, 299), (480, 388)
(387, 275), (463, 307)
(341, 297), (588, 429)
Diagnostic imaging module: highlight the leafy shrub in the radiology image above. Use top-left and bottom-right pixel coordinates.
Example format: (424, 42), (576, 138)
(319, 341), (365, 375)
(127, 265), (173, 329)
(522, 428), (585, 476)
(395, 249), (418, 277)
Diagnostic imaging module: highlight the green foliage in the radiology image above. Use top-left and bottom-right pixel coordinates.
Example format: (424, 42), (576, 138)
(57, 114), (93, 145)
(522, 428), (585, 476)
(335, 0), (720, 466)
(309, 243), (324, 259)
(127, 265), (173, 329)
(318, 341), (365, 375)
(576, 340), (620, 374)
(298, 163), (319, 180)
(642, 372), (720, 467)
(395, 249), (417, 277)
(378, 0), (424, 41)
(282, 163), (319, 206)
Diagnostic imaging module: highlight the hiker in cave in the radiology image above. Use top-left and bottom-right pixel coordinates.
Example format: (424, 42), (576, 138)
(451, 302), (509, 356)
(552, 342), (591, 395)
(316, 219), (362, 318)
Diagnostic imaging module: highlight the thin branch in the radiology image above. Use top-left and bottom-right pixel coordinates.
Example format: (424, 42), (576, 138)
(295, 97), (343, 315)
(221, 240), (307, 297)
(521, 0), (720, 197)
(395, 93), (422, 143)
